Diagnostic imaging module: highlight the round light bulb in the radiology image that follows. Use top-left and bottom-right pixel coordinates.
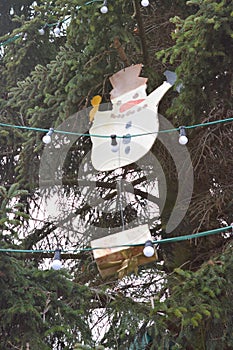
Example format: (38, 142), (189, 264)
(143, 245), (155, 258)
(100, 5), (108, 13)
(111, 145), (120, 153)
(38, 28), (45, 35)
(54, 27), (60, 35)
(42, 134), (52, 144)
(141, 0), (150, 7)
(179, 135), (188, 145)
(51, 259), (62, 270)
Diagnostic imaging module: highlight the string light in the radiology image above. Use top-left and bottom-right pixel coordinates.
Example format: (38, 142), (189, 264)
(111, 134), (119, 152)
(179, 126), (188, 145)
(0, 34), (21, 47)
(0, 116), (232, 143)
(100, 0), (108, 14)
(42, 127), (54, 144)
(51, 248), (62, 270)
(0, 226), (231, 255)
(54, 24), (61, 36)
(38, 28), (45, 35)
(141, 0), (150, 7)
(143, 240), (155, 257)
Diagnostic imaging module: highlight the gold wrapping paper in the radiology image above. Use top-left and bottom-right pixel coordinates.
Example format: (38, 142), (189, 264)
(91, 225), (158, 278)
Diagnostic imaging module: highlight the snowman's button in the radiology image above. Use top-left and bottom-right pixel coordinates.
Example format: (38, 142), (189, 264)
(143, 104), (148, 108)
(123, 134), (131, 144)
(137, 107), (142, 112)
(125, 146), (131, 154)
(125, 121), (132, 129)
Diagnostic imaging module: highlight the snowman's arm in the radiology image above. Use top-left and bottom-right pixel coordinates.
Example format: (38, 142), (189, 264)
(147, 81), (172, 107)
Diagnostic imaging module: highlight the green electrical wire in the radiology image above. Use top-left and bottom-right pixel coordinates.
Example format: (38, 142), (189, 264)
(157, 225), (232, 244)
(130, 117), (233, 138)
(185, 117), (233, 130)
(0, 225), (231, 254)
(0, 117), (233, 140)
(45, 16), (71, 28)
(0, 122), (95, 138)
(0, 34), (22, 47)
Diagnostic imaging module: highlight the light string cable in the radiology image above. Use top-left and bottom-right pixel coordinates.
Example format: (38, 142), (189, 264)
(0, 225), (232, 254)
(0, 116), (233, 140)
(0, 0), (102, 47)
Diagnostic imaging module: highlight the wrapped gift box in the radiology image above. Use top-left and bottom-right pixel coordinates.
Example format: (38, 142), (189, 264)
(91, 225), (157, 279)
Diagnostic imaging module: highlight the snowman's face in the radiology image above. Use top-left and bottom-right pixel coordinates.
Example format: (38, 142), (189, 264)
(111, 85), (147, 113)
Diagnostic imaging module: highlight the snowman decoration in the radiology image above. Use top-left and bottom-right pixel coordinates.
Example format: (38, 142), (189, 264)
(89, 64), (174, 171)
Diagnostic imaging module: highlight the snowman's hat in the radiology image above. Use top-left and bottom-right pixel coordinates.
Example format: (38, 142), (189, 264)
(110, 64), (148, 100)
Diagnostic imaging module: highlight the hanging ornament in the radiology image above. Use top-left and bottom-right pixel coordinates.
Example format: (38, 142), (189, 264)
(89, 64), (175, 171)
(91, 225), (157, 279)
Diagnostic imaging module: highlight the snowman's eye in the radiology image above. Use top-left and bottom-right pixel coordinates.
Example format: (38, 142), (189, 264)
(117, 100), (122, 105)
(133, 93), (139, 99)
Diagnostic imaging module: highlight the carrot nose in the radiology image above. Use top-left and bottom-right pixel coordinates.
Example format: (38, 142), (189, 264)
(119, 99), (145, 113)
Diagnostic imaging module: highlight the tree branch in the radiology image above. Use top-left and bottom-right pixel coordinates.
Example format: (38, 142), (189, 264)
(39, 178), (161, 206)
(133, 0), (150, 65)
(112, 37), (131, 66)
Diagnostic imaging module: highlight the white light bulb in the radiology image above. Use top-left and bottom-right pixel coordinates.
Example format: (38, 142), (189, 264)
(141, 0), (150, 7)
(100, 5), (108, 13)
(51, 259), (62, 270)
(38, 28), (45, 35)
(111, 144), (120, 153)
(42, 134), (52, 144)
(179, 135), (188, 145)
(143, 245), (155, 258)
(54, 27), (60, 35)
